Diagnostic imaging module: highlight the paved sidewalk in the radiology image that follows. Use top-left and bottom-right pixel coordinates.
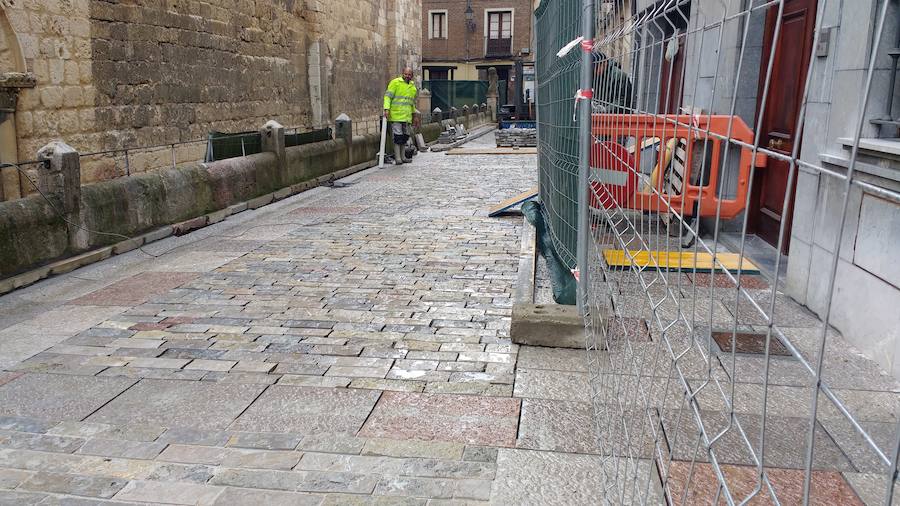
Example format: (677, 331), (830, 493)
(0, 134), (606, 505)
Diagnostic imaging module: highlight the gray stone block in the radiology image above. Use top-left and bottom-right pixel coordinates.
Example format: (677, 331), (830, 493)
(510, 303), (586, 349)
(87, 380), (265, 430)
(0, 374), (135, 422)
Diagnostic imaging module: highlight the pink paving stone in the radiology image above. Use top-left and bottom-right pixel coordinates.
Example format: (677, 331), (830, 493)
(72, 272), (198, 306)
(359, 391), (520, 447)
(666, 461), (863, 505)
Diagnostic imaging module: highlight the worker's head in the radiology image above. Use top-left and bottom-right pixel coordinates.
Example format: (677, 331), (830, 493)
(402, 67), (414, 83)
(593, 52), (610, 76)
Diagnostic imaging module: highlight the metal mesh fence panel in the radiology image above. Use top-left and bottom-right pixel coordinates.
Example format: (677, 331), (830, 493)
(536, 0), (584, 270)
(537, 0), (900, 503)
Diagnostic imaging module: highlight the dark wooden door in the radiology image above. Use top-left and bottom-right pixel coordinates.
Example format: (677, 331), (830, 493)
(751, 0), (817, 253)
(659, 35), (686, 114)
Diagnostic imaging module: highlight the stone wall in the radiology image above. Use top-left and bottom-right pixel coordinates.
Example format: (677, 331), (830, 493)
(0, 0), (421, 190)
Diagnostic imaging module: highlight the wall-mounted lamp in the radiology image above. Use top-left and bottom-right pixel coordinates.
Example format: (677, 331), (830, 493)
(465, 2), (476, 32)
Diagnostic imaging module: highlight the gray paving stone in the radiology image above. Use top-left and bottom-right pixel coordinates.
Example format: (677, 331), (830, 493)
(374, 476), (455, 499)
(362, 439), (464, 460)
(517, 346), (588, 372)
(157, 444), (232, 465)
(212, 488), (323, 505)
(76, 439), (166, 460)
(231, 386), (380, 434)
(512, 369), (591, 401)
(146, 463), (215, 483)
(516, 399), (600, 454)
(19, 471), (128, 498)
(88, 380), (266, 430)
(0, 431), (85, 453)
(297, 434), (367, 455)
(492, 449), (659, 505)
(208, 468), (301, 491)
(0, 374), (135, 422)
(0, 490), (47, 505)
(0, 416), (56, 434)
(113, 480), (224, 505)
(0, 468), (32, 489)
(225, 432), (301, 450)
(221, 449), (302, 470)
(156, 428), (231, 447)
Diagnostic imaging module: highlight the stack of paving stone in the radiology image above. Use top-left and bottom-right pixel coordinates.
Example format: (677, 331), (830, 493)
(496, 128), (537, 147)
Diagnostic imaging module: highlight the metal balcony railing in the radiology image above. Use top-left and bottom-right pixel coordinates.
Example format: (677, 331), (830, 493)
(485, 37), (513, 58)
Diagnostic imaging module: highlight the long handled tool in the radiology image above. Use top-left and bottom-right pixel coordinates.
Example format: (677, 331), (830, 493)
(377, 116), (388, 168)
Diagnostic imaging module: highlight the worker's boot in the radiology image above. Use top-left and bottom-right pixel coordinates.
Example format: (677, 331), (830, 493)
(401, 144), (413, 163)
(393, 144), (404, 165)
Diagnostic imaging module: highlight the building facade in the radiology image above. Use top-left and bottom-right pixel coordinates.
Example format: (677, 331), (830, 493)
(0, 0), (421, 200)
(421, 0), (535, 110)
(624, 0), (900, 376)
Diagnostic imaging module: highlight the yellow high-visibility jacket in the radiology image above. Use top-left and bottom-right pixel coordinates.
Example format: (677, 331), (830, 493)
(383, 77), (417, 123)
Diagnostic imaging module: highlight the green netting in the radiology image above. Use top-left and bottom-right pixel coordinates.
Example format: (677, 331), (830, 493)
(423, 80), (488, 112)
(535, 0), (583, 269)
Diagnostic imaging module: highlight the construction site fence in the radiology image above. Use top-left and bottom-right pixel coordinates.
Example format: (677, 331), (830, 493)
(535, 0), (900, 504)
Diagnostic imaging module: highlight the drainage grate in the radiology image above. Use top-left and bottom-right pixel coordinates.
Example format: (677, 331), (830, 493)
(711, 331), (791, 357)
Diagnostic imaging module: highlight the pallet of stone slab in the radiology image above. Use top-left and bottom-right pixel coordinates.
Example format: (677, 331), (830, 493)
(446, 147), (538, 155)
(488, 187), (539, 217)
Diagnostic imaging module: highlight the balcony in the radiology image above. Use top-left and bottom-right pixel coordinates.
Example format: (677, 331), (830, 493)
(485, 37), (513, 58)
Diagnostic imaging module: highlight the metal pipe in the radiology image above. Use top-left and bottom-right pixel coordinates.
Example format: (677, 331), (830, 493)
(577, 0), (595, 314)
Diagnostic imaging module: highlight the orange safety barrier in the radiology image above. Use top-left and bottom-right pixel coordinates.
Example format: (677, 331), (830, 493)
(589, 114), (765, 219)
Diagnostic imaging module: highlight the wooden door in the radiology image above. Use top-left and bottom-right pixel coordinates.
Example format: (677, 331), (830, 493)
(659, 35), (686, 114)
(751, 0), (817, 253)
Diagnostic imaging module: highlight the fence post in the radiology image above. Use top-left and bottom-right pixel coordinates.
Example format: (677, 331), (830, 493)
(576, 0), (594, 314)
(418, 88), (432, 124)
(37, 141), (87, 250)
(260, 120), (286, 184)
(335, 113), (353, 166)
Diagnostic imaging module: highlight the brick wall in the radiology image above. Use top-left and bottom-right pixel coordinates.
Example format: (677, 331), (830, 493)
(0, 0), (420, 186)
(422, 0), (533, 62)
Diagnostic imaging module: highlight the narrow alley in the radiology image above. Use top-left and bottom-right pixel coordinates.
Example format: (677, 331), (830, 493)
(0, 133), (605, 505)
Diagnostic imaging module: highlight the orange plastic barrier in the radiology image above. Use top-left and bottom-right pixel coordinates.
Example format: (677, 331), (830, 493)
(589, 114), (764, 219)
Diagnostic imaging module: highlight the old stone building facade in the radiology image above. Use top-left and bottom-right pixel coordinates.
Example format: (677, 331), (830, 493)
(0, 0), (421, 199)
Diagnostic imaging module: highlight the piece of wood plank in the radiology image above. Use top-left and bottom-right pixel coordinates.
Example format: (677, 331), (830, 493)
(446, 147), (538, 155)
(488, 187), (539, 217)
(603, 249), (760, 274)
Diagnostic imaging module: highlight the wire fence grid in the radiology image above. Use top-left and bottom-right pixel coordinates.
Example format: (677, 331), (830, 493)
(536, 0), (900, 504)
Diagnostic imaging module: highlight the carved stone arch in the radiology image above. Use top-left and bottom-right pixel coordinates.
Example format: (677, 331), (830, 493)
(0, 5), (33, 201)
(0, 6), (26, 74)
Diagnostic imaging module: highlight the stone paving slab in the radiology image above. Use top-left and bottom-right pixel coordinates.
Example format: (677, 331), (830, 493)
(359, 391), (520, 447)
(492, 449), (660, 505)
(71, 273), (199, 307)
(0, 374), (136, 422)
(87, 380), (266, 430)
(230, 386), (381, 434)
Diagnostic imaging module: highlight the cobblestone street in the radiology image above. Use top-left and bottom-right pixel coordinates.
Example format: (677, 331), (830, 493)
(0, 134), (605, 505)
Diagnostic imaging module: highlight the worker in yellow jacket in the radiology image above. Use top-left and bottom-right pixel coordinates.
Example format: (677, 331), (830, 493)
(383, 67), (418, 164)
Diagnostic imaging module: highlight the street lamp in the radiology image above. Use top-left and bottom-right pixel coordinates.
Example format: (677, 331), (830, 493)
(465, 2), (475, 32)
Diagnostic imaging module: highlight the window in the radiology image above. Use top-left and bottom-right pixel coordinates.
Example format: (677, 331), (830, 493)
(429, 11), (447, 39)
(429, 69), (449, 80)
(487, 11), (512, 40)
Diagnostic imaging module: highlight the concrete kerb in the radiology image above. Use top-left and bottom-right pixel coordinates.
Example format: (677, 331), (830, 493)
(0, 158), (379, 297)
(510, 215), (588, 349)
